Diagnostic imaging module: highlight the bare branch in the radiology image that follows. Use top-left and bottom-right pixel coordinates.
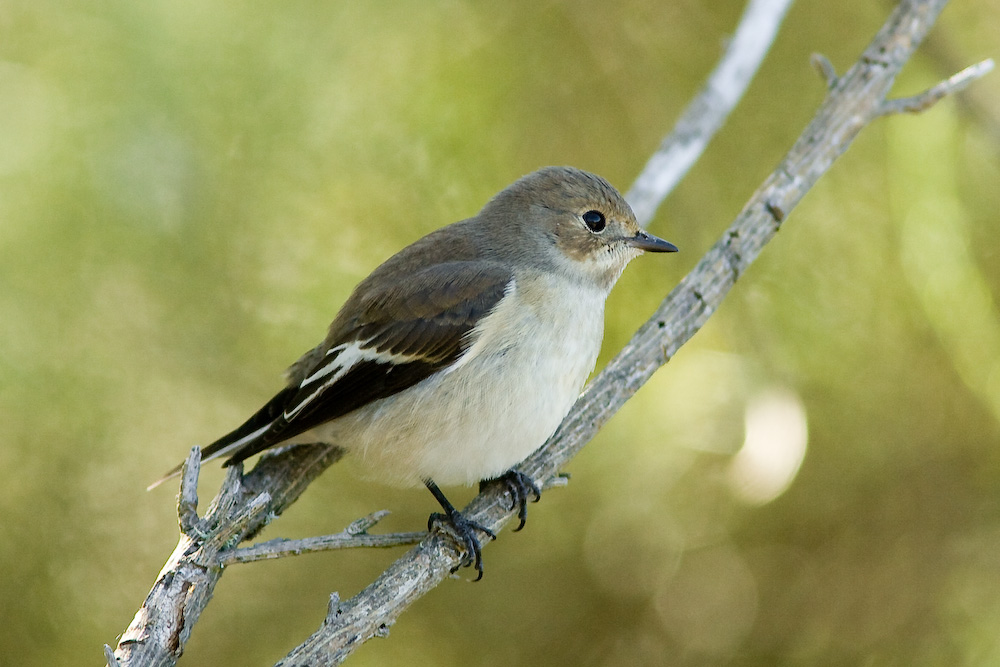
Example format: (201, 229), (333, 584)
(114, 444), (346, 666)
(109, 2), (800, 664)
(343, 510), (391, 535)
(219, 512), (424, 566)
(879, 57), (994, 115)
(810, 52), (839, 88)
(919, 33), (1000, 149)
(111, 1), (991, 665)
(626, 0), (795, 225)
(279, 0), (973, 663)
(177, 448), (206, 539)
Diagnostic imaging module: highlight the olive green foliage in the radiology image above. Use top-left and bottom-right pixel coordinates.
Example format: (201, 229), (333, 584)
(1, 2), (998, 665)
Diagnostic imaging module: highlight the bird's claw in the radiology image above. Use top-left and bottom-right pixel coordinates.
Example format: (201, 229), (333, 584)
(481, 469), (542, 532)
(428, 510), (496, 581)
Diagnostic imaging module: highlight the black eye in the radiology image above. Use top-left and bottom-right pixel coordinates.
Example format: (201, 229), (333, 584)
(582, 210), (606, 232)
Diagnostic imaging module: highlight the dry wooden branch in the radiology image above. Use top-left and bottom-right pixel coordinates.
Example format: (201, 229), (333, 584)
(878, 58), (994, 115)
(109, 1), (990, 665)
(626, 0), (794, 224)
(115, 445), (347, 666)
(219, 512), (425, 566)
(278, 1), (987, 663)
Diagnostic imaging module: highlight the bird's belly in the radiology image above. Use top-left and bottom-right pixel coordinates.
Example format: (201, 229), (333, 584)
(307, 290), (604, 487)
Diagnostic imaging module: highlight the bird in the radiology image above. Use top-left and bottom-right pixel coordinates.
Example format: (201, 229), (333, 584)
(150, 166), (677, 578)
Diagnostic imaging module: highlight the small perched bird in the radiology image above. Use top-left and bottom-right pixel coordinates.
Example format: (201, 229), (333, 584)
(151, 166), (677, 577)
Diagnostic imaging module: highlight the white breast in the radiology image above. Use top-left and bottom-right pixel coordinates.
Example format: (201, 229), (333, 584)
(304, 273), (607, 487)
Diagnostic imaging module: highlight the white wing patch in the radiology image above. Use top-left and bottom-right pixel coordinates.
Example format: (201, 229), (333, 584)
(285, 278), (516, 423)
(301, 343), (350, 385)
(285, 339), (438, 421)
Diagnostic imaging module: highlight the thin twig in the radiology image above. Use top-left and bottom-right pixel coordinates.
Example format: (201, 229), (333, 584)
(279, 1), (974, 663)
(219, 512), (425, 566)
(811, 52), (839, 88)
(113, 1), (984, 665)
(221, 533), (426, 565)
(919, 33), (1000, 150)
(879, 57), (994, 115)
(626, 0), (795, 225)
(114, 444), (347, 666)
(177, 447), (204, 538)
(113, 1), (797, 663)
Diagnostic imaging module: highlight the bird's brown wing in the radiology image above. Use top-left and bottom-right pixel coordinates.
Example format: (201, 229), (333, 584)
(205, 260), (513, 466)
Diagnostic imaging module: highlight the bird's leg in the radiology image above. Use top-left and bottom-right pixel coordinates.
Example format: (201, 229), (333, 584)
(425, 479), (495, 581)
(479, 469), (541, 532)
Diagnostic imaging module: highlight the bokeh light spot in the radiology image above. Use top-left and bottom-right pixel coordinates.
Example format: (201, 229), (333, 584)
(727, 388), (808, 505)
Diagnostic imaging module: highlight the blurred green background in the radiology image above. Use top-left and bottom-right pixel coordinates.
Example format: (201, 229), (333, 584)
(2, 1), (999, 665)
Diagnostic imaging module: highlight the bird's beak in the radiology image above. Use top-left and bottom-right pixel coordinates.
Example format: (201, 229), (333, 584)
(627, 230), (678, 253)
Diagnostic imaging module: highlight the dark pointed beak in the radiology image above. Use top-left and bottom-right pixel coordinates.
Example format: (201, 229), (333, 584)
(627, 230), (678, 253)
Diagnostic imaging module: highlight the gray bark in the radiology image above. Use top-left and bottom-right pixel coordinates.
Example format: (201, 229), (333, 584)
(108, 0), (991, 664)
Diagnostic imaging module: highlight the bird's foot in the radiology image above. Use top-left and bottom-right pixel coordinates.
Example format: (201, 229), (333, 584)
(427, 510), (496, 581)
(480, 469), (541, 531)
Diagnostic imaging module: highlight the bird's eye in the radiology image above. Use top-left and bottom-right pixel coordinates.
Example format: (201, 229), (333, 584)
(582, 210), (606, 233)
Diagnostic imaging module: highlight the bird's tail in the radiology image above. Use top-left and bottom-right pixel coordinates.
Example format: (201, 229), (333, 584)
(146, 385), (298, 491)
